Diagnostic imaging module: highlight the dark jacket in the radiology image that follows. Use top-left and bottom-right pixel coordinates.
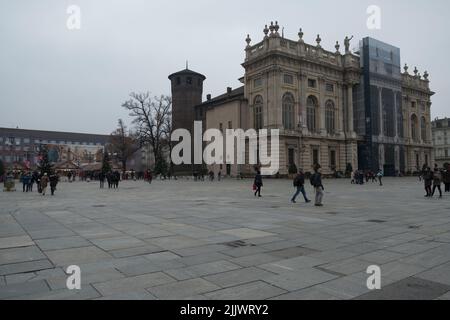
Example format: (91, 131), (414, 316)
(443, 170), (450, 184)
(293, 173), (305, 187)
(424, 171), (433, 187)
(310, 172), (323, 188)
(433, 171), (442, 186)
(254, 174), (263, 187)
(49, 174), (59, 187)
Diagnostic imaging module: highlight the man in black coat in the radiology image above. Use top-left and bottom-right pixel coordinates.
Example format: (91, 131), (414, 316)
(254, 170), (263, 198)
(291, 169), (311, 204)
(49, 173), (59, 196)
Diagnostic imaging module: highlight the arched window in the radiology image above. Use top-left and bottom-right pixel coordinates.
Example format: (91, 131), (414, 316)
(254, 96), (264, 130)
(282, 93), (295, 130)
(411, 114), (418, 142)
(307, 96), (317, 132)
(421, 116), (427, 142)
(325, 100), (335, 134)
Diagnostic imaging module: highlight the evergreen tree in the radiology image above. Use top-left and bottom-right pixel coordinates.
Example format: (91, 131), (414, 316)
(0, 159), (4, 177)
(37, 145), (54, 175)
(102, 150), (112, 174)
(154, 155), (168, 176)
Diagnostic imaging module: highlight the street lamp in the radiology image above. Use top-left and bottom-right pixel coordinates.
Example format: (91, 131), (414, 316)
(5, 139), (13, 171)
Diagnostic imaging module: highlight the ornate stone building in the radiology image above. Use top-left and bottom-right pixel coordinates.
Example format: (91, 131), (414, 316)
(171, 22), (435, 176)
(432, 118), (450, 168)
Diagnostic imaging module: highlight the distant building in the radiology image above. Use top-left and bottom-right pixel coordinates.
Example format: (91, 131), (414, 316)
(432, 118), (450, 168)
(170, 22), (435, 176)
(0, 127), (154, 172)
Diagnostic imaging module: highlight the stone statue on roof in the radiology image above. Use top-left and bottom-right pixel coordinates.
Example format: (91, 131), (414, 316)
(344, 35), (354, 53)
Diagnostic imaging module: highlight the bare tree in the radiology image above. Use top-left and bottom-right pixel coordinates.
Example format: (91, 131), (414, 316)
(162, 107), (173, 174)
(109, 119), (139, 174)
(122, 93), (172, 171)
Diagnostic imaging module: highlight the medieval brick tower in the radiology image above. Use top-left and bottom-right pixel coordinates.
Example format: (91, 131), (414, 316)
(168, 66), (206, 174)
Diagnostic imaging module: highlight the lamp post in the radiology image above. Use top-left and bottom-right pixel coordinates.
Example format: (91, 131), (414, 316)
(5, 139), (14, 172)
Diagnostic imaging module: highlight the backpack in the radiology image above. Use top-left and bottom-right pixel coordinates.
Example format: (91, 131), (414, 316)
(310, 173), (319, 187)
(293, 175), (301, 187)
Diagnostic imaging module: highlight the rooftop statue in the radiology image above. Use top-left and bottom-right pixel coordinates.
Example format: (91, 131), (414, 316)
(344, 35), (354, 53)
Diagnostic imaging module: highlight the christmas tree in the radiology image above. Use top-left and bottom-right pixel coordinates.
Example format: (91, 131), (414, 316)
(102, 150), (112, 174)
(37, 145), (54, 175)
(154, 155), (168, 176)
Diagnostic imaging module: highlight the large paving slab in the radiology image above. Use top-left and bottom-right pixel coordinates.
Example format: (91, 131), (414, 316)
(1, 177), (450, 300)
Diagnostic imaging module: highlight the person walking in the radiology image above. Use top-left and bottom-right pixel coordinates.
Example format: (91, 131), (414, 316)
(254, 170), (263, 198)
(291, 169), (311, 204)
(22, 172), (31, 192)
(99, 172), (105, 189)
(310, 165), (324, 207)
(431, 168), (443, 198)
(148, 170), (153, 184)
(443, 164), (450, 193)
(49, 173), (59, 196)
(377, 169), (384, 186)
(40, 173), (49, 196)
(30, 171), (38, 192)
(423, 167), (433, 197)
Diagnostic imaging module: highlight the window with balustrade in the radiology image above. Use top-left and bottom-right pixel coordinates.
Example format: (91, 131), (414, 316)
(282, 93), (295, 130)
(307, 96), (318, 132)
(253, 95), (264, 130)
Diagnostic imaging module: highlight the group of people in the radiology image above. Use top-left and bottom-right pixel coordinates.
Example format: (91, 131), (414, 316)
(99, 171), (121, 189)
(421, 164), (450, 198)
(19, 171), (59, 196)
(351, 169), (384, 186)
(254, 165), (325, 207)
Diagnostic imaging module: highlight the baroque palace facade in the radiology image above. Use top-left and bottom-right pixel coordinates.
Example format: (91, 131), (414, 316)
(170, 22), (434, 176)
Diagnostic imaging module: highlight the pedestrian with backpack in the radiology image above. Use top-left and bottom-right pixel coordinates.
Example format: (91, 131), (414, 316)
(291, 169), (311, 204)
(310, 164), (324, 207)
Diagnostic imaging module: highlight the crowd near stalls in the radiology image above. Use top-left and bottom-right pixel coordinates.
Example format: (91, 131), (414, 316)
(420, 163), (450, 198)
(2, 170), (60, 196)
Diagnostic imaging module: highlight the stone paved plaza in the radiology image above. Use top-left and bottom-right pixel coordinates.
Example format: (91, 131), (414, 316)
(1, 177), (450, 300)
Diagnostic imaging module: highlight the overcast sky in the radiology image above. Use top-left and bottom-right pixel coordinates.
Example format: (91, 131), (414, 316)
(1, 0), (449, 134)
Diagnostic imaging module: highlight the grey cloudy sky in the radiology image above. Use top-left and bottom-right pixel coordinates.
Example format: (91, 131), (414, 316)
(1, 0), (449, 134)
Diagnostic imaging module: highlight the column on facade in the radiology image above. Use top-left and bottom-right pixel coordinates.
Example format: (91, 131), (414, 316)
(346, 83), (354, 134)
(337, 83), (345, 134)
(417, 101), (422, 144)
(319, 78), (326, 135)
(378, 87), (384, 138)
(394, 145), (400, 173)
(393, 91), (398, 139)
(405, 97), (411, 140)
(427, 102), (432, 145)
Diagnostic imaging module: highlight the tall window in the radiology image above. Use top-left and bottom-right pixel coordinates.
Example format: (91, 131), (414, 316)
(312, 148), (319, 166)
(411, 114), (418, 142)
(288, 149), (295, 166)
(254, 96), (264, 130)
(421, 116), (427, 142)
(329, 149), (336, 169)
(282, 93), (295, 130)
(325, 100), (335, 134)
(307, 96), (317, 132)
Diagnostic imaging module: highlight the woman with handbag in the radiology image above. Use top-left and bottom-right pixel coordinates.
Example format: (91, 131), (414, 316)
(254, 170), (263, 198)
